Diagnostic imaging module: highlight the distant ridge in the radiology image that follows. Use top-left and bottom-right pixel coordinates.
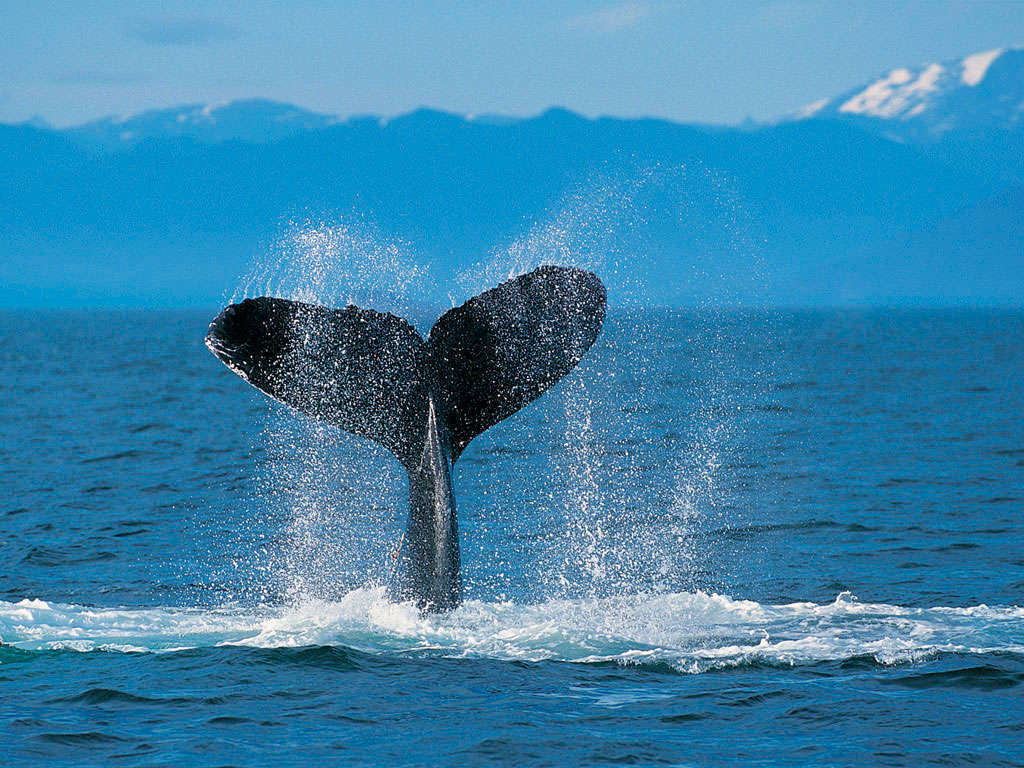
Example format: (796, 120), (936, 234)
(0, 47), (1021, 308)
(69, 99), (340, 147)
(31, 44), (1024, 173)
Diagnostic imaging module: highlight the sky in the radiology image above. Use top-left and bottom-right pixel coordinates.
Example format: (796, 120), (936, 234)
(3, 0), (1023, 127)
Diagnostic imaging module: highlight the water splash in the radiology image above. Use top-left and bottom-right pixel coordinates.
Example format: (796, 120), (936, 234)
(211, 164), (767, 607)
(455, 164), (649, 305)
(457, 163), (767, 601)
(251, 414), (405, 604)
(219, 215), (432, 604)
(3, 592), (1022, 674)
(232, 214), (432, 316)
(454, 158), (761, 306)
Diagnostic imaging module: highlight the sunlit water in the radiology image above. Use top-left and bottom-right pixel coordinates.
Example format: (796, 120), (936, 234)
(1, 304), (1022, 766)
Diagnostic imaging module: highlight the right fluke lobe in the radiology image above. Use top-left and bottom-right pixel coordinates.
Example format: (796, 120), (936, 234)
(427, 265), (607, 460)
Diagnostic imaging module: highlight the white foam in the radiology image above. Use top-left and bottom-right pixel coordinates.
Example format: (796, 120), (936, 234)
(2, 591), (1022, 672)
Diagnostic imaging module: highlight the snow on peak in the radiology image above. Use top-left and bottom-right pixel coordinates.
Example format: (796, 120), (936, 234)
(784, 45), (1024, 145)
(961, 48), (1004, 86)
(839, 64), (942, 118)
(794, 98), (829, 119)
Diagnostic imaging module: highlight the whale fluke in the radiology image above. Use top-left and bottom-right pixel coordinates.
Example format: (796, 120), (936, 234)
(428, 265), (606, 460)
(206, 265), (606, 610)
(206, 297), (430, 468)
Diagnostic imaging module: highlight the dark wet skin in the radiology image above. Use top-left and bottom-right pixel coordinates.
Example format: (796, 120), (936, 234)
(389, 394), (462, 611)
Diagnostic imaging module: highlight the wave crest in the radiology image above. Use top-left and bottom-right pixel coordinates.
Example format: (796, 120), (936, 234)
(2, 591), (1022, 673)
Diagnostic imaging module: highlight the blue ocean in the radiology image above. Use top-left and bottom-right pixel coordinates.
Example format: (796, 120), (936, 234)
(1, 300), (1022, 766)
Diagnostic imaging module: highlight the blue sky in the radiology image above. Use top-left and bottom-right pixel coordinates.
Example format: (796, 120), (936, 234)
(3, 0), (1022, 127)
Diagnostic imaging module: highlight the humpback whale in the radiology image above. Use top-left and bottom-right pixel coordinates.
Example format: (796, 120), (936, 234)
(205, 265), (606, 611)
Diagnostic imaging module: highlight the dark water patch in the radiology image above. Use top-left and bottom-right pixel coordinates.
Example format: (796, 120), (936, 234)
(20, 547), (118, 566)
(969, 528), (1013, 535)
(878, 477), (920, 487)
(0, 645), (37, 665)
(837, 654), (884, 672)
(659, 711), (712, 723)
(783, 705), (849, 726)
(109, 744), (158, 760)
(880, 664), (1023, 691)
(129, 422), (169, 433)
(932, 542), (982, 552)
(52, 688), (196, 706)
(207, 715), (257, 725)
(479, 445), (530, 457)
(197, 468), (242, 481)
(151, 438), (185, 449)
(711, 519), (868, 540)
(57, 500), (112, 513)
(240, 645), (365, 672)
(726, 689), (793, 707)
(112, 528), (150, 538)
(79, 450), (147, 464)
(106, 519), (153, 530)
(585, 742), (682, 766)
(140, 483), (181, 493)
(323, 713), (378, 725)
(35, 730), (130, 746)
(462, 737), (546, 765)
(201, 446), (238, 455)
(23, 486), (55, 495)
(722, 460), (766, 471)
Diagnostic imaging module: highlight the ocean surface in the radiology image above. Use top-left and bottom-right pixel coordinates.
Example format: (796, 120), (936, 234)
(1, 307), (1022, 766)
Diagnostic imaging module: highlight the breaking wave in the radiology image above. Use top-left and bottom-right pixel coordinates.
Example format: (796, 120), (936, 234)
(2, 591), (1021, 673)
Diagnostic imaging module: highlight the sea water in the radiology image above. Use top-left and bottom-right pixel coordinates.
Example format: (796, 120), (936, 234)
(1, 308), (1022, 766)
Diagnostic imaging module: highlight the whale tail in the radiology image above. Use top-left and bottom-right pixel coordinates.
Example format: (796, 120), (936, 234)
(206, 265), (606, 612)
(205, 265), (606, 466)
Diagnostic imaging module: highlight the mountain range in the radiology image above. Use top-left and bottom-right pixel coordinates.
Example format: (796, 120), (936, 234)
(1, 47), (1021, 307)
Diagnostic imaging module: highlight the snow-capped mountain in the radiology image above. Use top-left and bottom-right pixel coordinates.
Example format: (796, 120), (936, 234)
(789, 47), (1024, 179)
(796, 47), (1022, 134)
(70, 98), (340, 147)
